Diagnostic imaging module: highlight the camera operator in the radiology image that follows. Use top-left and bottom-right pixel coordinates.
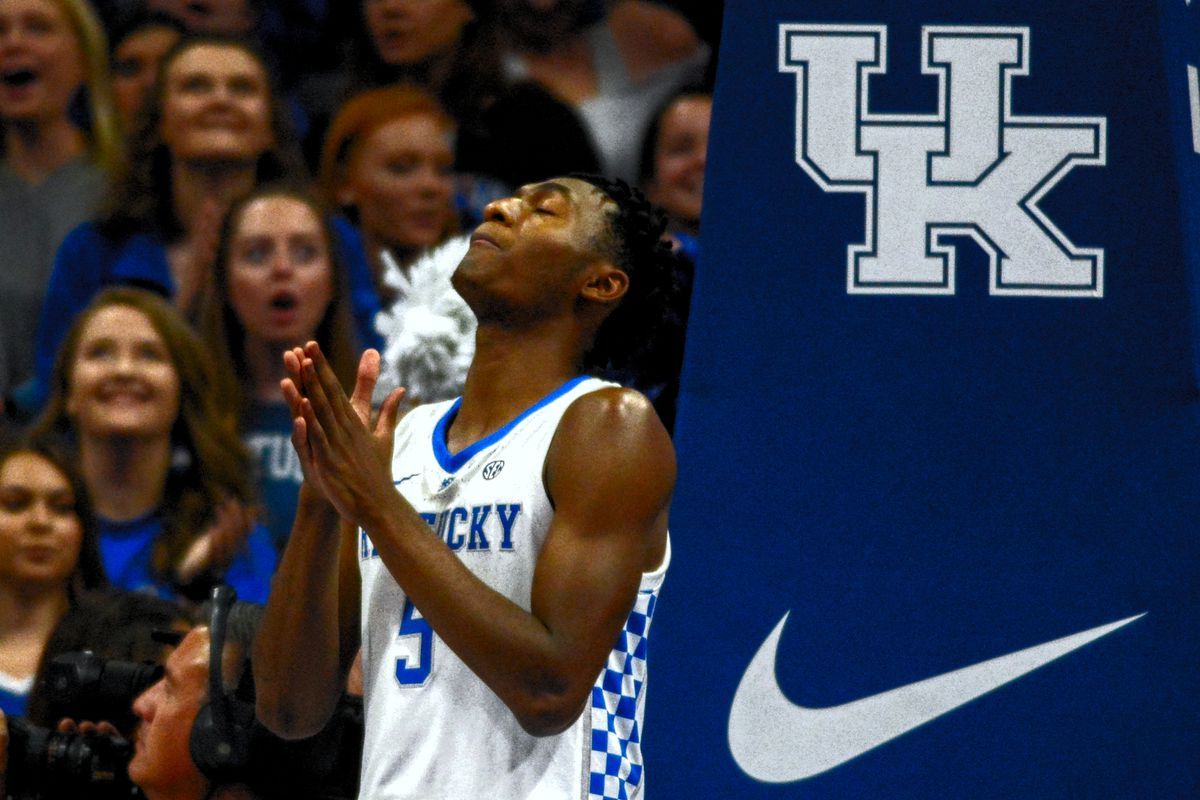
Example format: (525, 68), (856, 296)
(0, 589), (361, 800)
(127, 620), (261, 800)
(0, 594), (261, 800)
(129, 593), (361, 800)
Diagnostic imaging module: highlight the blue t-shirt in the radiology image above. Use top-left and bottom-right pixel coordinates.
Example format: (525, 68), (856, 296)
(243, 402), (304, 552)
(0, 672), (31, 717)
(99, 512), (278, 604)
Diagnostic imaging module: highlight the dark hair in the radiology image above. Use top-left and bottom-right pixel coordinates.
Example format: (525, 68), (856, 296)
(495, 0), (607, 54)
(636, 84), (713, 187)
(567, 174), (687, 384)
(0, 434), (107, 602)
(197, 183), (359, 415)
(99, 34), (308, 243)
(33, 288), (257, 579)
(109, 9), (188, 55)
(25, 589), (193, 728)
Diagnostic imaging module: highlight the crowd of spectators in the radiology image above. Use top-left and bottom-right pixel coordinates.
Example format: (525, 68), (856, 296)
(0, 0), (716, 794)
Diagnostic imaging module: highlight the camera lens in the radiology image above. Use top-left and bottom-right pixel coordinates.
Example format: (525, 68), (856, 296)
(6, 717), (136, 800)
(45, 651), (163, 732)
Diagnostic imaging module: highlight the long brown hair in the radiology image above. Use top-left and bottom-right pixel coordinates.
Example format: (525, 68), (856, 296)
(197, 184), (359, 415)
(33, 288), (255, 578)
(98, 34), (308, 244)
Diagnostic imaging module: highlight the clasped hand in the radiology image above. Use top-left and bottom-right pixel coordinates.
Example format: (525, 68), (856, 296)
(281, 343), (405, 528)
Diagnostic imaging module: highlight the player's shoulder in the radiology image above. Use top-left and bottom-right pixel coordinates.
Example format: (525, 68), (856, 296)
(555, 385), (674, 467)
(563, 384), (660, 432)
(547, 384), (675, 510)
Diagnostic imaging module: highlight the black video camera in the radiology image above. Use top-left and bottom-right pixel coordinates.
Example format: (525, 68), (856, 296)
(5, 716), (138, 800)
(6, 651), (161, 800)
(42, 651), (163, 735)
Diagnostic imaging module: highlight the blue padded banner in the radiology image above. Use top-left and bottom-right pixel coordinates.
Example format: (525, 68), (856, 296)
(651, 1), (1200, 797)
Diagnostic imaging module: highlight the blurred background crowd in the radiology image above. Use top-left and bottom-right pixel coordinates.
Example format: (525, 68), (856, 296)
(0, 0), (718, 792)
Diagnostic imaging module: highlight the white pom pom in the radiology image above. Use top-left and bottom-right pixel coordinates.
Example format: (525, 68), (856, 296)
(373, 236), (476, 404)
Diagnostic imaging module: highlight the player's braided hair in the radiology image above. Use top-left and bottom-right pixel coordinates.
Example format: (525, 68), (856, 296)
(568, 174), (688, 386)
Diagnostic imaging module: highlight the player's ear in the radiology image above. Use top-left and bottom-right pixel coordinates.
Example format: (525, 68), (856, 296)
(580, 262), (629, 306)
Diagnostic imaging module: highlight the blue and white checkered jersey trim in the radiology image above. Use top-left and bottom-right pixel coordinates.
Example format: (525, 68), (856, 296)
(588, 588), (660, 800)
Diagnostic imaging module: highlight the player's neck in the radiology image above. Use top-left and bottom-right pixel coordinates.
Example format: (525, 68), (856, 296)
(453, 323), (584, 445)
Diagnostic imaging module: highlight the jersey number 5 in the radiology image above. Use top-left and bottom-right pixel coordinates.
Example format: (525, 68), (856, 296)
(396, 598), (433, 686)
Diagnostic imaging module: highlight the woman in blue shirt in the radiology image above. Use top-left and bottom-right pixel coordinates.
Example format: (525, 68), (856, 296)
(33, 287), (276, 603)
(197, 184), (359, 552)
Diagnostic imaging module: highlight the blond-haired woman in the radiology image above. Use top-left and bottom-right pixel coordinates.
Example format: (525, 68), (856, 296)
(0, 0), (123, 413)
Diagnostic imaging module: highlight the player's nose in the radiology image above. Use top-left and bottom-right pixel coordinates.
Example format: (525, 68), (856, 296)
(483, 195), (519, 225)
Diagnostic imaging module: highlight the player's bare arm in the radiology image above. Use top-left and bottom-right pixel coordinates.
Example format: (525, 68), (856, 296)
(254, 347), (403, 738)
(291, 341), (675, 736)
(520, 385), (673, 732)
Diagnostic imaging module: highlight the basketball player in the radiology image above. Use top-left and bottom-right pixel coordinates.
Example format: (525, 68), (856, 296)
(254, 176), (677, 799)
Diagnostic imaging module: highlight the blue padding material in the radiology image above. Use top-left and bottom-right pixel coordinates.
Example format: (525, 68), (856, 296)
(651, 2), (1200, 797)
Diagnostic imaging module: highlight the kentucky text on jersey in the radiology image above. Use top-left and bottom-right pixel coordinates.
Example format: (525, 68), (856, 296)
(360, 503), (523, 559)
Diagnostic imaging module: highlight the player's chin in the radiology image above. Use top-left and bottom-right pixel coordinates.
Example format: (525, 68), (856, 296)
(448, 258), (484, 297)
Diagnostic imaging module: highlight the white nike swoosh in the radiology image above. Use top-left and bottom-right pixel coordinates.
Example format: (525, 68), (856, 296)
(728, 611), (1144, 782)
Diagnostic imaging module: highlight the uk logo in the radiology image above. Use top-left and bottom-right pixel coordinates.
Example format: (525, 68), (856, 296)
(778, 25), (1107, 297)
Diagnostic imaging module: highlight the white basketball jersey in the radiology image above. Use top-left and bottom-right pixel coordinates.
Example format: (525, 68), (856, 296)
(358, 376), (670, 800)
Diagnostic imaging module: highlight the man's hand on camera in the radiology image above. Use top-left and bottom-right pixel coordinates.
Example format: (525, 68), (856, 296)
(55, 718), (122, 737)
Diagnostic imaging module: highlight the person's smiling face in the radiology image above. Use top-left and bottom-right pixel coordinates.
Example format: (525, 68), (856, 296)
(66, 305), (182, 440)
(159, 42), (273, 165)
(340, 112), (456, 252)
(645, 94), (711, 230)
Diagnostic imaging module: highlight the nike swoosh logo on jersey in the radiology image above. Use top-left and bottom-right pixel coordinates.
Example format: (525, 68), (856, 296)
(728, 611), (1144, 782)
